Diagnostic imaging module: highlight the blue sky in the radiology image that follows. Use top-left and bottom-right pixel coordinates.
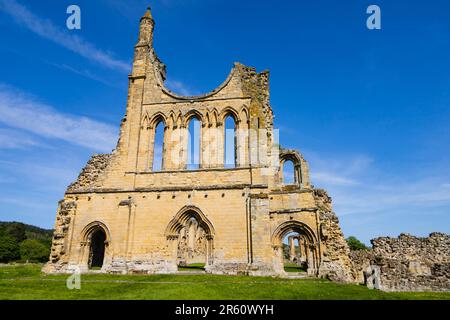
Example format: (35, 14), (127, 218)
(0, 0), (449, 244)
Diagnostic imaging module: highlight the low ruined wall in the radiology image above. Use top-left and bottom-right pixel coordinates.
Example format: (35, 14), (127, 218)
(350, 233), (450, 292)
(349, 249), (372, 284)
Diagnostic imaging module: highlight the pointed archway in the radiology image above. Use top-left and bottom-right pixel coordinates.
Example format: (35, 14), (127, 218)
(79, 221), (111, 271)
(271, 220), (319, 276)
(165, 206), (215, 271)
(89, 229), (106, 269)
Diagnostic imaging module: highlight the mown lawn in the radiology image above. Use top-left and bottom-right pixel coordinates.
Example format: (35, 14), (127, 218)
(0, 264), (449, 300)
(283, 262), (306, 273)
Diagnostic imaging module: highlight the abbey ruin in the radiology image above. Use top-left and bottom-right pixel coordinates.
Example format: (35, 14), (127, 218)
(44, 8), (449, 292)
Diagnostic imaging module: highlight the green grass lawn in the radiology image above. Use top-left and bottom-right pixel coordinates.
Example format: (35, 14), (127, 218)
(0, 264), (449, 300)
(283, 262), (306, 273)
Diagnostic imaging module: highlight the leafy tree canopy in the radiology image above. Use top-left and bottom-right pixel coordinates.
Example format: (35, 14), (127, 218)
(19, 239), (50, 263)
(0, 235), (20, 263)
(0, 221), (53, 263)
(346, 236), (369, 251)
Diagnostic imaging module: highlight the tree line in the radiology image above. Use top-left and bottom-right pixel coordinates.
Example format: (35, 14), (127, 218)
(0, 222), (53, 263)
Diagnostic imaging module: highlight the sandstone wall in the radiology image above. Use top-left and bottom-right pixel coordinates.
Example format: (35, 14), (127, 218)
(44, 7), (356, 282)
(350, 233), (450, 292)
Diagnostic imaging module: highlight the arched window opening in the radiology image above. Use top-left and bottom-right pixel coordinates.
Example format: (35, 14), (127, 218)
(224, 115), (236, 168)
(187, 117), (201, 170)
(89, 229), (106, 269)
(282, 160), (295, 184)
(153, 121), (165, 171)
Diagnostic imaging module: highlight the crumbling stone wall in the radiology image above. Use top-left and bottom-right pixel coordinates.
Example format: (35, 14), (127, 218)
(42, 200), (77, 273)
(67, 154), (112, 192)
(350, 233), (450, 292)
(313, 190), (354, 282)
(349, 249), (372, 284)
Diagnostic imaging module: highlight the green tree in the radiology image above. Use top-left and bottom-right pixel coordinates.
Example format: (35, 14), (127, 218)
(19, 239), (50, 263)
(346, 236), (369, 251)
(6, 223), (26, 243)
(0, 235), (20, 263)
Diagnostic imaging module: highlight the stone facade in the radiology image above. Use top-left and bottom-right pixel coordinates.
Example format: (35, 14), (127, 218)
(350, 233), (450, 292)
(43, 7), (354, 281)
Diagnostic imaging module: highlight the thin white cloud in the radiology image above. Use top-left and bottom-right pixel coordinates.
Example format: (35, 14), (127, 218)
(0, 0), (130, 72)
(0, 128), (41, 149)
(0, 175), (15, 184)
(48, 62), (126, 90)
(284, 143), (450, 243)
(0, 195), (56, 211)
(0, 158), (78, 191)
(307, 152), (370, 186)
(165, 79), (196, 96)
(313, 171), (359, 186)
(0, 85), (118, 152)
(333, 180), (450, 217)
(301, 149), (450, 219)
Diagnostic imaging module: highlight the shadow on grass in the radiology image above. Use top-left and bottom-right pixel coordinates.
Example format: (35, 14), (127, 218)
(178, 263), (205, 272)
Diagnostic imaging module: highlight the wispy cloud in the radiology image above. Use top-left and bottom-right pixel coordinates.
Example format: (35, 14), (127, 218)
(2, 47), (127, 90)
(332, 178), (450, 217)
(313, 171), (359, 186)
(0, 158), (78, 191)
(47, 62), (127, 90)
(305, 150), (450, 217)
(0, 0), (130, 72)
(307, 152), (371, 186)
(0, 196), (56, 211)
(0, 85), (118, 152)
(0, 128), (41, 149)
(165, 79), (197, 96)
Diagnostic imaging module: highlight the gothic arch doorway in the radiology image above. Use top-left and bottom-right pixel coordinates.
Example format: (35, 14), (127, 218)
(272, 221), (319, 276)
(89, 229), (106, 269)
(165, 206), (215, 271)
(80, 221), (111, 271)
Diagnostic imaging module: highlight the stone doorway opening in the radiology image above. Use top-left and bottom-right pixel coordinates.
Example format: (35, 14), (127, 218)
(80, 221), (111, 272)
(89, 229), (106, 270)
(283, 232), (308, 273)
(272, 221), (319, 276)
(165, 206), (215, 273)
(177, 217), (207, 271)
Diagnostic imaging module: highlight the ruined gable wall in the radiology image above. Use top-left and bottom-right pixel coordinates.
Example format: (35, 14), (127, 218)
(44, 9), (361, 281)
(65, 62), (273, 193)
